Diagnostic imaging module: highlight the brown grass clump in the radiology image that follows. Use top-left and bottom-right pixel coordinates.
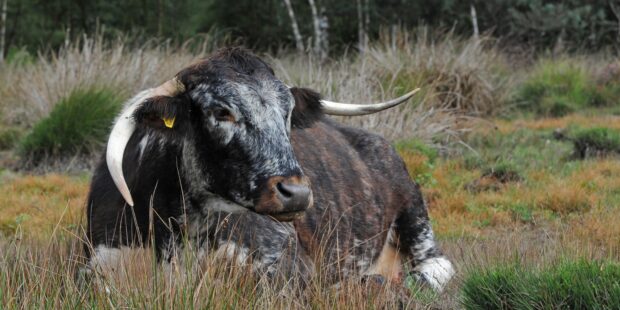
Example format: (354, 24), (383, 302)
(536, 181), (594, 214)
(0, 174), (88, 237)
(570, 208), (620, 253)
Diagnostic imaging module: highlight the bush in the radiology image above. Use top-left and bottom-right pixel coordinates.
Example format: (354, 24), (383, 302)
(19, 88), (123, 161)
(515, 59), (601, 117)
(569, 127), (620, 158)
(462, 260), (620, 309)
(0, 127), (22, 150)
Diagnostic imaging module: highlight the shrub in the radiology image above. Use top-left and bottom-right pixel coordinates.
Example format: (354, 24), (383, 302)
(569, 127), (620, 158)
(19, 88), (123, 161)
(462, 260), (620, 310)
(515, 59), (601, 117)
(0, 127), (22, 150)
(371, 30), (511, 116)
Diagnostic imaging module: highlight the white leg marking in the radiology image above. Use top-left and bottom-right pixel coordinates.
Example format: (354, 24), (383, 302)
(414, 256), (455, 291)
(214, 241), (250, 266)
(90, 245), (122, 273)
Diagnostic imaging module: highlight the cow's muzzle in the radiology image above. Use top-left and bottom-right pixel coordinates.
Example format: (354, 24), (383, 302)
(254, 175), (313, 221)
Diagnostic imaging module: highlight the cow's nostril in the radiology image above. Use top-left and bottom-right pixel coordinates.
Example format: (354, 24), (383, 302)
(276, 182), (293, 198)
(274, 181), (312, 212)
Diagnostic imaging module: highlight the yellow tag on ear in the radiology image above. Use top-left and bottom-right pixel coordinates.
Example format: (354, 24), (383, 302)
(163, 117), (176, 128)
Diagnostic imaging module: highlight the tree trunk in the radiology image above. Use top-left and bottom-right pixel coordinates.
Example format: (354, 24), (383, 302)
(611, 1), (620, 43)
(470, 4), (479, 40)
(356, 0), (365, 53)
(282, 0), (304, 52)
(0, 0), (6, 63)
(318, 6), (329, 60)
(307, 0), (321, 56)
(157, 0), (163, 36)
(364, 0), (370, 47)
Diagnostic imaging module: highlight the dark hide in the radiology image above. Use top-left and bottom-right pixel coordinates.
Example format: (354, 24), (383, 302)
(85, 47), (453, 290)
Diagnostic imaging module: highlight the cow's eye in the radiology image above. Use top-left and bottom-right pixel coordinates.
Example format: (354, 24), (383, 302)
(212, 107), (236, 122)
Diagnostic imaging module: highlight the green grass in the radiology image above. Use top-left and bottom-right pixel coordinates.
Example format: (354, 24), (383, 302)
(461, 260), (620, 309)
(514, 59), (604, 117)
(569, 127), (620, 158)
(462, 128), (574, 173)
(19, 88), (123, 161)
(0, 127), (21, 150)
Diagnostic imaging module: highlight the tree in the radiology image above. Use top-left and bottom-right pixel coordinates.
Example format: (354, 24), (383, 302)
(0, 0), (6, 63)
(282, 0), (304, 52)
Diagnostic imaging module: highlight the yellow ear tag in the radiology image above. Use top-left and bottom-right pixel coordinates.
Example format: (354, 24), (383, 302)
(163, 117), (176, 128)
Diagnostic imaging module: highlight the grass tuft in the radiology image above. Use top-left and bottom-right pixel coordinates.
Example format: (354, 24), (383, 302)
(461, 260), (620, 310)
(569, 127), (620, 158)
(19, 88), (123, 162)
(515, 59), (602, 117)
(0, 127), (22, 150)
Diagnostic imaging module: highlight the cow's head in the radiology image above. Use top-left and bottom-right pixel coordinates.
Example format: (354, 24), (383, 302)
(106, 48), (418, 221)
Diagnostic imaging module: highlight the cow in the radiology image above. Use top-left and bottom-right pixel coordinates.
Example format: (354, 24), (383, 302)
(85, 47), (454, 292)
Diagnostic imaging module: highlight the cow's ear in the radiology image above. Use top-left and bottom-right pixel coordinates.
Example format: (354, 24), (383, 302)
(290, 87), (323, 129)
(133, 96), (191, 134)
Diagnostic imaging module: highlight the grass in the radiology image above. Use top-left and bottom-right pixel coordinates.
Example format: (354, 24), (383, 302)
(19, 88), (123, 163)
(0, 127), (21, 150)
(461, 260), (620, 309)
(0, 31), (619, 308)
(0, 173), (88, 238)
(0, 120), (618, 308)
(568, 126), (620, 158)
(513, 58), (619, 117)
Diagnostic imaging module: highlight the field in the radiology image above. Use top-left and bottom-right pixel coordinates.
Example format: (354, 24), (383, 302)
(0, 32), (619, 308)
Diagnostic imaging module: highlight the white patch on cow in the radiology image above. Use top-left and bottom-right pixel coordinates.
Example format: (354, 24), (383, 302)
(90, 245), (122, 273)
(137, 132), (150, 160)
(89, 245), (129, 295)
(412, 229), (436, 262)
(214, 241), (250, 265)
(414, 256), (455, 292)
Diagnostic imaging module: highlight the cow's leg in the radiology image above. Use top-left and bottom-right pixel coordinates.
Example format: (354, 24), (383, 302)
(394, 186), (455, 291)
(78, 244), (124, 293)
(212, 212), (311, 280)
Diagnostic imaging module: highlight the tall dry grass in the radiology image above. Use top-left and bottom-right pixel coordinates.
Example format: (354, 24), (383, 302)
(272, 28), (511, 143)
(0, 29), (512, 151)
(0, 36), (215, 127)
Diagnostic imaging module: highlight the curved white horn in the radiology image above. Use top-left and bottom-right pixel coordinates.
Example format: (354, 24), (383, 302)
(320, 88), (420, 116)
(106, 78), (185, 207)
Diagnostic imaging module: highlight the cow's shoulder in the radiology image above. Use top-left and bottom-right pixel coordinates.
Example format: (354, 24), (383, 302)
(327, 120), (395, 160)
(327, 119), (414, 187)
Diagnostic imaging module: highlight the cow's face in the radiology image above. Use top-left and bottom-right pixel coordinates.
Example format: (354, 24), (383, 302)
(106, 48), (414, 220)
(133, 49), (312, 220)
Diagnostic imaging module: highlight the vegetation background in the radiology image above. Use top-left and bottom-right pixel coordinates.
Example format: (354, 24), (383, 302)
(0, 0), (620, 308)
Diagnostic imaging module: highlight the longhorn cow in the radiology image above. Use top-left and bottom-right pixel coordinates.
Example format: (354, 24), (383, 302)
(85, 48), (454, 291)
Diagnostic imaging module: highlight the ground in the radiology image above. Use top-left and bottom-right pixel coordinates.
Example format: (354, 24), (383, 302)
(0, 111), (619, 308)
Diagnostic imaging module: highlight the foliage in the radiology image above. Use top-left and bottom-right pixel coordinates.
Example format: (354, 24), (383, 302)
(0, 127), (21, 150)
(19, 88), (123, 161)
(461, 260), (620, 310)
(373, 30), (512, 116)
(569, 126), (620, 158)
(514, 59), (602, 117)
(3, 0), (620, 56)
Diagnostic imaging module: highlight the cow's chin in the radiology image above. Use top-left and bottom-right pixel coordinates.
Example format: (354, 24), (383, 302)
(246, 207), (306, 222)
(268, 210), (306, 222)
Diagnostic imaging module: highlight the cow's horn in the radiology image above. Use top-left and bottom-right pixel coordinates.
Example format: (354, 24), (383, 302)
(320, 88), (420, 116)
(106, 78), (185, 207)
